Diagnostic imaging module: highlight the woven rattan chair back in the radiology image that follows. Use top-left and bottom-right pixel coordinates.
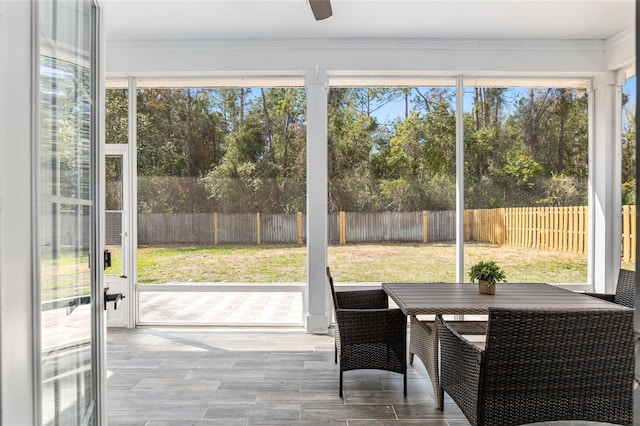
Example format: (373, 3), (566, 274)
(615, 268), (635, 308)
(439, 307), (634, 426)
(326, 267), (339, 312)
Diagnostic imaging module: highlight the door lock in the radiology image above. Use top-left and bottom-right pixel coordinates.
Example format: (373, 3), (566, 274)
(104, 249), (112, 270)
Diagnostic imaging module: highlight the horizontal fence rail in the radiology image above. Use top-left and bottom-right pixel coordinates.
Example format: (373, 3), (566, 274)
(124, 206), (636, 263)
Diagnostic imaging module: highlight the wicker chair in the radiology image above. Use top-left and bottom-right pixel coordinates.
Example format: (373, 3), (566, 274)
(409, 314), (487, 409)
(584, 268), (634, 308)
(437, 307), (634, 426)
(326, 267), (407, 398)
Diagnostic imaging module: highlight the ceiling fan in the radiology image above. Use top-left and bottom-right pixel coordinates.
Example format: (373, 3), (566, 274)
(309, 0), (332, 20)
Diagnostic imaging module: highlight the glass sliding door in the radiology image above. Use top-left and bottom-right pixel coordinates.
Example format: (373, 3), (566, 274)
(39, 0), (100, 424)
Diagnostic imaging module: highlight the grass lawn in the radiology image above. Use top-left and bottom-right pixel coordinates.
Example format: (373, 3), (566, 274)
(101, 242), (632, 285)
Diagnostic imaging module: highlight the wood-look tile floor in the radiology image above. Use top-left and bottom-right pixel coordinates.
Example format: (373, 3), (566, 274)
(105, 327), (622, 426)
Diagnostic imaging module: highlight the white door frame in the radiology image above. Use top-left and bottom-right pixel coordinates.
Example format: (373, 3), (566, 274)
(105, 144), (131, 327)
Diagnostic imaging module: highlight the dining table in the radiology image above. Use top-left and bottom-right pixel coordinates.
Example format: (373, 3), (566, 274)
(381, 282), (631, 409)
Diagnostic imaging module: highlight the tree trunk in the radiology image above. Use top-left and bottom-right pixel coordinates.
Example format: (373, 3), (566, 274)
(555, 89), (569, 174)
(240, 88), (245, 126)
(404, 88), (409, 118)
(473, 87), (481, 130)
(186, 89), (194, 213)
(414, 87), (432, 116)
(260, 88), (274, 161)
(556, 116), (565, 174)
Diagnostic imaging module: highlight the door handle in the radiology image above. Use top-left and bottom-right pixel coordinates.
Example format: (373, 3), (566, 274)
(104, 287), (125, 310)
(66, 295), (91, 315)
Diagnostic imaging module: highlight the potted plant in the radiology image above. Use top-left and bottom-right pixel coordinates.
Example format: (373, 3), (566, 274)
(468, 260), (506, 295)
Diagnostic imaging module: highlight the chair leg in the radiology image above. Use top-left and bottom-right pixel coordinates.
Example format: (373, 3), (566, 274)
(403, 371), (407, 397)
(334, 343), (337, 363)
(409, 352), (414, 365)
(339, 370), (343, 398)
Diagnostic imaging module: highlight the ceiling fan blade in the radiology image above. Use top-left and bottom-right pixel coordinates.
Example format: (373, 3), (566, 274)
(309, 0), (332, 20)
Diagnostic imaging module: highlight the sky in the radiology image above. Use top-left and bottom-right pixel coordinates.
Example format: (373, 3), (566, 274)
(623, 76), (636, 107)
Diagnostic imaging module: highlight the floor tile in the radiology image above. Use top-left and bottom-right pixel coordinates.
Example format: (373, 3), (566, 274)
(106, 327), (618, 426)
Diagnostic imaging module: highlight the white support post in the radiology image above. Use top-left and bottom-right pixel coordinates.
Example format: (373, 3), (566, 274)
(305, 69), (329, 334)
(590, 71), (624, 293)
(127, 76), (138, 329)
(455, 76), (465, 284)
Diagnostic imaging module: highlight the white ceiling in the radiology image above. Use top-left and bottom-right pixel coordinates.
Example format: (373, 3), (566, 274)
(102, 0), (634, 44)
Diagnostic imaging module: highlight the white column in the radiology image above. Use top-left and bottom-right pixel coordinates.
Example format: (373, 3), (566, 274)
(305, 69), (329, 333)
(590, 71), (625, 293)
(128, 76), (138, 328)
(455, 76), (465, 283)
(0, 1), (38, 424)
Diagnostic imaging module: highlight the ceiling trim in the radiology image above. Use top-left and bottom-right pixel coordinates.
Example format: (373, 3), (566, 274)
(605, 26), (635, 72)
(108, 37), (605, 53)
(105, 73), (591, 89)
(606, 26), (634, 49)
(328, 73), (590, 88)
(134, 75), (305, 88)
(106, 74), (305, 88)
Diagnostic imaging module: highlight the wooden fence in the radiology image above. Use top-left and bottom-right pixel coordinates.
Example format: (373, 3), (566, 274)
(128, 206), (637, 263)
(622, 205), (636, 264)
(137, 212), (305, 245)
(465, 207), (589, 252)
(464, 205), (636, 263)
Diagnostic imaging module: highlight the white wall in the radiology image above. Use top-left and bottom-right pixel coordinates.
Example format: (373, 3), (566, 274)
(0, 1), (38, 424)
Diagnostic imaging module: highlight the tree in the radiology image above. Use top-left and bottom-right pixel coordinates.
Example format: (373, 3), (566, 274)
(105, 83), (594, 215)
(327, 87), (381, 212)
(379, 100), (456, 211)
(622, 112), (636, 204)
(473, 88), (506, 130)
(105, 88), (128, 145)
(201, 88), (307, 213)
(135, 88), (226, 213)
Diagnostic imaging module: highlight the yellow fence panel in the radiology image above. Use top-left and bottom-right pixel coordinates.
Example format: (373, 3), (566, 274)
(622, 205), (636, 264)
(441, 205), (600, 257)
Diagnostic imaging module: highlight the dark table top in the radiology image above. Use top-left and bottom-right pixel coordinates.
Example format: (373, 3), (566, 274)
(382, 282), (629, 316)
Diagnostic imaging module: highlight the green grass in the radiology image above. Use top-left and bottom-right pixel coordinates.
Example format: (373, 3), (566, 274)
(40, 254), (92, 300)
(106, 242), (630, 285)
